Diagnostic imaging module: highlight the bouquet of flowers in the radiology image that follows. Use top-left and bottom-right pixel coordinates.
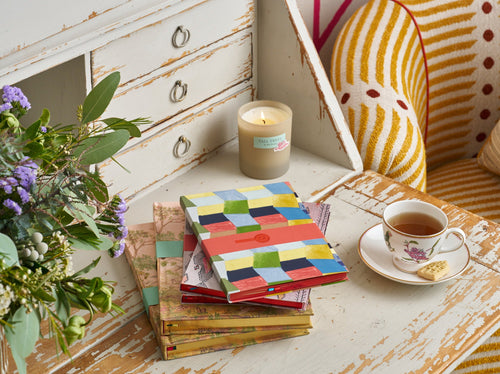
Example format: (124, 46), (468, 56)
(0, 72), (148, 373)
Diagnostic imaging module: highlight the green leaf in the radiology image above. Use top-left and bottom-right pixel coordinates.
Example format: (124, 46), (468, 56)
(102, 117), (142, 138)
(81, 72), (120, 124)
(84, 172), (109, 203)
(32, 287), (57, 302)
(5, 306), (40, 374)
(73, 129), (130, 165)
(69, 234), (113, 252)
(0, 233), (19, 266)
(24, 141), (44, 158)
(64, 203), (100, 238)
(70, 257), (101, 279)
(39, 108), (50, 128)
(24, 120), (41, 140)
(55, 283), (71, 323)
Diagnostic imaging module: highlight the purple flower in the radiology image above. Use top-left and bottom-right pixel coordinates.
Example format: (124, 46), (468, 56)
(0, 102), (12, 112)
(404, 247), (428, 262)
(0, 177), (18, 194)
(109, 240), (125, 258)
(116, 225), (128, 240)
(13, 158), (38, 189)
(2, 85), (31, 110)
(3, 199), (22, 215)
(17, 186), (30, 203)
(40, 126), (47, 133)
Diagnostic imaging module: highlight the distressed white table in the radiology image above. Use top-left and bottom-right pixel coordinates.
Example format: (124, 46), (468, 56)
(16, 171), (500, 374)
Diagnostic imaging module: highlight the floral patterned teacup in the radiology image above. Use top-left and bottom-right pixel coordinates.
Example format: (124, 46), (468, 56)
(382, 200), (466, 273)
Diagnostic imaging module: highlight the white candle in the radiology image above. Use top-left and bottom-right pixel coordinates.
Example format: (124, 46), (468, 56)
(238, 100), (292, 179)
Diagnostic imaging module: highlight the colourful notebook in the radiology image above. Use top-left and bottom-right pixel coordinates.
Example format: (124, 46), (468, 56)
(181, 202), (331, 309)
(154, 201), (311, 310)
(124, 222), (309, 359)
(180, 182), (348, 303)
(153, 202), (313, 335)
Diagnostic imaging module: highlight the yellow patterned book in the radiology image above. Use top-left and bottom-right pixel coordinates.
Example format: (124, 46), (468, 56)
(125, 220), (311, 359)
(149, 305), (308, 360)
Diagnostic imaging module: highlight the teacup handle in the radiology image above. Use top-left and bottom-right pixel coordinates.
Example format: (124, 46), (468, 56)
(439, 228), (466, 253)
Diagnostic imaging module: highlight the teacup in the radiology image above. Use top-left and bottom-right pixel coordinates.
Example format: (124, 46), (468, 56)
(382, 200), (466, 273)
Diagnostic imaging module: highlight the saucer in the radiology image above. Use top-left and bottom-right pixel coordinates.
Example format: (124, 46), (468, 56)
(358, 223), (471, 285)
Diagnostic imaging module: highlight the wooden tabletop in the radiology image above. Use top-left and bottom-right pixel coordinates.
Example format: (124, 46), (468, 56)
(16, 171), (500, 374)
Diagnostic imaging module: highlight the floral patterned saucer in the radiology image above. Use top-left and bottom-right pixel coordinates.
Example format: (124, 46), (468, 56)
(358, 223), (471, 285)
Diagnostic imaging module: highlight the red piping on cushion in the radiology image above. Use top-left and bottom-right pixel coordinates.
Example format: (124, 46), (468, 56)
(390, 0), (430, 145)
(313, 0), (354, 52)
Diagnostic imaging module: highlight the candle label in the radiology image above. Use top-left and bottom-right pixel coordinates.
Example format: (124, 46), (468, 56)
(253, 133), (289, 152)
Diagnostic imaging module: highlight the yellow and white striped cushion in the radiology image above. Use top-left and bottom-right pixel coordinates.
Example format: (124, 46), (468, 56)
(331, 0), (428, 191)
(478, 119), (500, 176)
(452, 329), (500, 374)
(427, 158), (500, 223)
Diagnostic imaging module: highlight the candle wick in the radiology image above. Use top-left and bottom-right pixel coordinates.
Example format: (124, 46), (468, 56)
(262, 119), (266, 124)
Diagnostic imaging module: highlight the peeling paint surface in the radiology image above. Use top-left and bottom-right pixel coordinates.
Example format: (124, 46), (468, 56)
(26, 171), (499, 374)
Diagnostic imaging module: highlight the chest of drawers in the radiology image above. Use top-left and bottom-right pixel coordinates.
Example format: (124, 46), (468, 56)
(0, 0), (362, 205)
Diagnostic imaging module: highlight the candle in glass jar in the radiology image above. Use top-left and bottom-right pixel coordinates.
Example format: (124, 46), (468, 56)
(238, 100), (292, 179)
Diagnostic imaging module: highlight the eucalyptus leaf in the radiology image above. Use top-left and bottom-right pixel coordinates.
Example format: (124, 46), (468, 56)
(5, 306), (40, 374)
(84, 172), (109, 203)
(24, 119), (41, 140)
(102, 117), (141, 138)
(0, 232), (19, 266)
(69, 233), (113, 252)
(68, 258), (100, 279)
(73, 129), (130, 165)
(81, 72), (120, 124)
(32, 287), (57, 302)
(64, 202), (100, 238)
(24, 141), (44, 158)
(39, 108), (51, 128)
(55, 283), (71, 323)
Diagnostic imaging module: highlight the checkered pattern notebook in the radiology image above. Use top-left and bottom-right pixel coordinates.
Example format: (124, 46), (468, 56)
(180, 182), (348, 303)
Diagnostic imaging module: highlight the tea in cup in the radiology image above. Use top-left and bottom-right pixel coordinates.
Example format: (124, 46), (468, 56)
(382, 200), (466, 273)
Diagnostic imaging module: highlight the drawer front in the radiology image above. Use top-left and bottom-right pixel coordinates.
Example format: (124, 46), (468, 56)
(99, 86), (253, 199)
(102, 32), (252, 130)
(91, 0), (254, 86)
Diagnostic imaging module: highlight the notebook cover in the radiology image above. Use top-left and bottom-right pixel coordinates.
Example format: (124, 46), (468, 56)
(180, 182), (348, 303)
(181, 202), (331, 308)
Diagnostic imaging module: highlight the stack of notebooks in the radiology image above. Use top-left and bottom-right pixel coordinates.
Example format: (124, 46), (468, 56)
(124, 181), (348, 360)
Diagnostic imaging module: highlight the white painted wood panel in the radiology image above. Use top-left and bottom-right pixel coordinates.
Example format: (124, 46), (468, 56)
(102, 32), (253, 131)
(92, 0), (254, 86)
(99, 86), (253, 199)
(0, 0), (203, 85)
(256, 0), (362, 173)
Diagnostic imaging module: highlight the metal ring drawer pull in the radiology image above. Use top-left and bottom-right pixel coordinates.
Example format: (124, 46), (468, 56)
(172, 25), (190, 48)
(170, 80), (188, 102)
(173, 136), (191, 158)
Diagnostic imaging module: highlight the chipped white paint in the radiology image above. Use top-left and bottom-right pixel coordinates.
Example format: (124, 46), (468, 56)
(92, 0), (254, 86)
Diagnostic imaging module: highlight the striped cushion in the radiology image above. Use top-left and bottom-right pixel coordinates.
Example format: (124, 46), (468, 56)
(427, 158), (500, 223)
(478, 119), (500, 176)
(452, 329), (500, 374)
(331, 0), (428, 191)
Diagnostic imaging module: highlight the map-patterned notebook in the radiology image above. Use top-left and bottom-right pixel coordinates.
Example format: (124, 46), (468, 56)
(125, 221), (310, 359)
(180, 182), (348, 303)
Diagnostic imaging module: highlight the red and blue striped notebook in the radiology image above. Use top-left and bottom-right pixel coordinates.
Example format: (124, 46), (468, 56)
(180, 182), (348, 303)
